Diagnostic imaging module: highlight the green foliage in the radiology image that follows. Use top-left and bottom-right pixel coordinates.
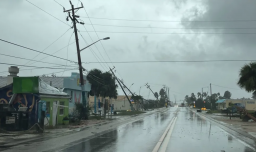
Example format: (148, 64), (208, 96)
(63, 116), (69, 121)
(100, 72), (118, 99)
(87, 69), (103, 97)
(87, 69), (118, 99)
(159, 88), (166, 99)
(131, 95), (143, 103)
(197, 92), (201, 98)
(224, 90), (232, 99)
(154, 92), (159, 100)
(190, 93), (196, 103)
(238, 62), (256, 94)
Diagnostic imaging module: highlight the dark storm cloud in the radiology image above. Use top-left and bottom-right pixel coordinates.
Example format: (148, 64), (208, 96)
(182, 0), (256, 56)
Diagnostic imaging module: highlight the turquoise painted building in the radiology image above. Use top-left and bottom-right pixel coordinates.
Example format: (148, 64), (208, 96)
(63, 73), (91, 114)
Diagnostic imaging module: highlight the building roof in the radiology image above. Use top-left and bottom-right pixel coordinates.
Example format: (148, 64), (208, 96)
(0, 77), (8, 88)
(40, 77), (67, 89)
(216, 99), (226, 103)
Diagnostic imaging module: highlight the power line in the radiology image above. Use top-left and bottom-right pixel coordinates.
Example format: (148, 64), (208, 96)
(37, 68), (77, 76)
(26, 0), (70, 27)
(82, 59), (256, 64)
(80, 31), (256, 35)
(0, 62), (77, 70)
(80, 16), (256, 23)
(0, 53), (77, 67)
(53, 0), (65, 8)
(82, 23), (256, 30)
(78, 22), (110, 70)
(62, 31), (74, 76)
(0, 38), (77, 63)
(35, 41), (76, 64)
(212, 84), (241, 91)
(24, 28), (71, 65)
(77, 31), (108, 70)
(83, 72), (105, 85)
(79, 3), (113, 68)
(0, 64), (77, 75)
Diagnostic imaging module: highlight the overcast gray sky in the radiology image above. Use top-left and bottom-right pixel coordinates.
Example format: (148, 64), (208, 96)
(0, 0), (254, 101)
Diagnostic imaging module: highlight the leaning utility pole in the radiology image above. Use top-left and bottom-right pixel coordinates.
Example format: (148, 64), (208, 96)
(210, 83), (212, 109)
(109, 68), (134, 110)
(145, 83), (156, 99)
(64, 2), (88, 119)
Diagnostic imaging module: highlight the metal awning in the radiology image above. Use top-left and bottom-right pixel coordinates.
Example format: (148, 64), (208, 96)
(216, 99), (226, 103)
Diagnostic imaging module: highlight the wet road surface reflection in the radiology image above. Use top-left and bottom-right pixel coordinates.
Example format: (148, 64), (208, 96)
(166, 108), (255, 152)
(61, 108), (256, 152)
(62, 108), (178, 152)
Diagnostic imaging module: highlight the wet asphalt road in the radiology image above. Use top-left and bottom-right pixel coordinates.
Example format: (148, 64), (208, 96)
(60, 107), (256, 152)
(2, 107), (256, 152)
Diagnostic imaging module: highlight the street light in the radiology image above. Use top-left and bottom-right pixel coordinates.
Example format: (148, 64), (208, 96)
(80, 37), (110, 52)
(128, 83), (134, 90)
(139, 86), (143, 95)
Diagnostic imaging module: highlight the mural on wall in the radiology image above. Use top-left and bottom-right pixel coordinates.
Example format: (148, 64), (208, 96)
(74, 92), (81, 103)
(0, 84), (40, 126)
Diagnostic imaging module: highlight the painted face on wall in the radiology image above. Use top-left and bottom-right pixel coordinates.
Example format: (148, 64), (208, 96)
(13, 94), (27, 107)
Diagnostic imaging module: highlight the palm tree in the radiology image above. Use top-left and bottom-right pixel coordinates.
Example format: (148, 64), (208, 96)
(238, 62), (256, 95)
(154, 92), (159, 100)
(197, 92), (201, 98)
(202, 92), (207, 98)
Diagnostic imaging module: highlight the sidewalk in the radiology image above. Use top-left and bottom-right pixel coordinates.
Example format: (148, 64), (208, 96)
(206, 112), (256, 138)
(0, 119), (112, 147)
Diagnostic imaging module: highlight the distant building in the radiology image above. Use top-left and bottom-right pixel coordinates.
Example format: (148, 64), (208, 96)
(216, 99), (256, 111)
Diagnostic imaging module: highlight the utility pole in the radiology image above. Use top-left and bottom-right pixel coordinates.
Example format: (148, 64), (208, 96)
(118, 78), (135, 96)
(210, 83), (212, 109)
(109, 68), (134, 110)
(64, 1), (88, 119)
(145, 83), (156, 99)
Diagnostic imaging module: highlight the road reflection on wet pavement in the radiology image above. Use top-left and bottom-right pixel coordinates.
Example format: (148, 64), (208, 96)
(166, 108), (255, 152)
(62, 108), (178, 152)
(58, 108), (256, 152)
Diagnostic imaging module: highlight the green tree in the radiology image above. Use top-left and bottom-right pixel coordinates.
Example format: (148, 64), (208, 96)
(197, 92), (201, 99)
(202, 92), (207, 98)
(100, 72), (118, 99)
(195, 98), (204, 109)
(224, 90), (231, 99)
(159, 88), (166, 99)
(87, 69), (103, 97)
(190, 93), (196, 102)
(154, 92), (159, 100)
(237, 62), (256, 97)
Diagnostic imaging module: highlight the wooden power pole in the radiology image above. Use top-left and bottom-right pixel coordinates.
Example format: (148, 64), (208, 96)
(64, 1), (88, 119)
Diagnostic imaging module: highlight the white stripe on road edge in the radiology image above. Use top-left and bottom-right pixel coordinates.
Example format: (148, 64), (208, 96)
(152, 110), (178, 152)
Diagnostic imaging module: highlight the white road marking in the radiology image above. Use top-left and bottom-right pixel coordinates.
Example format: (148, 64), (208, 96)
(152, 109), (179, 152)
(159, 116), (177, 152)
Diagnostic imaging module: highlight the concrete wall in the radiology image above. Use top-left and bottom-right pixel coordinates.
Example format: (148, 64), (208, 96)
(111, 100), (131, 111)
